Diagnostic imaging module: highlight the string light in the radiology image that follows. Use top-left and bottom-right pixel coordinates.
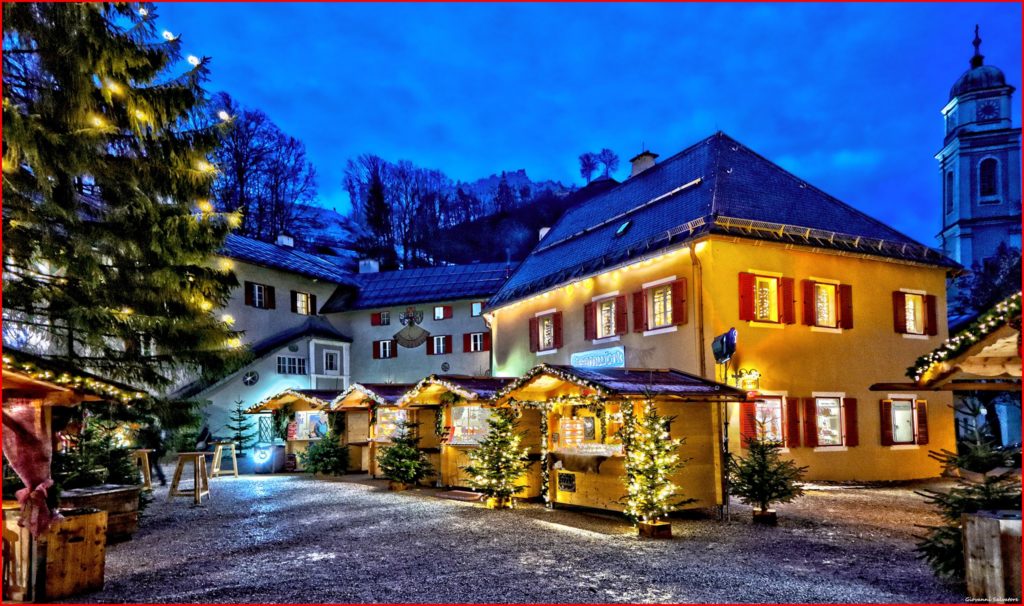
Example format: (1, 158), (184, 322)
(105, 81), (123, 94)
(197, 199), (213, 213)
(220, 313), (235, 325)
(90, 115), (106, 128)
(134, 109), (148, 121)
(218, 258), (234, 271)
(138, 7), (148, 16)
(162, 30), (176, 41)
(2, 353), (146, 402)
(217, 110), (232, 122)
(226, 337), (242, 349)
(194, 159), (215, 173)
(187, 55), (200, 66)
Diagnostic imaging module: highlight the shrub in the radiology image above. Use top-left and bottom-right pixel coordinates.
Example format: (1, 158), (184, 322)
(298, 431), (350, 476)
(728, 434), (808, 514)
(377, 420), (433, 485)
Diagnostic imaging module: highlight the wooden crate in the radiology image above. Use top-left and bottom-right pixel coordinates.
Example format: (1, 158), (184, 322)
(59, 485), (140, 543)
(2, 505), (107, 602)
(963, 510), (1022, 602)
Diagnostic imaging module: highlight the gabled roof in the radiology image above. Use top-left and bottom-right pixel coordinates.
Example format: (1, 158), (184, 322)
(2, 347), (148, 403)
(399, 374), (515, 406)
(331, 383), (416, 409)
(495, 363), (747, 401)
(221, 234), (356, 284)
(321, 263), (513, 312)
(488, 132), (957, 308)
(245, 388), (340, 414)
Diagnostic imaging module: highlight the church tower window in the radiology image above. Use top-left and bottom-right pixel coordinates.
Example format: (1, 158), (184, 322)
(979, 158), (999, 198)
(944, 171), (954, 214)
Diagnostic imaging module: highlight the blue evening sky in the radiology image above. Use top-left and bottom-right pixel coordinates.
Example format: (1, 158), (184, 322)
(156, 3), (1021, 247)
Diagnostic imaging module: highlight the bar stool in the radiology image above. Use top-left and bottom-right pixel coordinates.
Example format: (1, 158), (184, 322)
(168, 452), (210, 505)
(132, 448), (153, 491)
(209, 441), (239, 478)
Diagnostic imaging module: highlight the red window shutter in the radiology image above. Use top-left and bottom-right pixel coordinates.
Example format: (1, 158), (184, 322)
(924, 295), (938, 336)
(265, 285), (276, 309)
(780, 277), (795, 324)
(843, 398), (858, 447)
(528, 317), (539, 353)
(632, 290), (647, 332)
(615, 295), (628, 336)
(838, 284), (853, 329)
(785, 398), (801, 447)
(738, 272), (755, 321)
(444, 335), (453, 353)
(372, 341), (381, 360)
(739, 401), (757, 446)
(463, 333), (472, 353)
(892, 292), (907, 333)
(671, 278), (688, 325)
(803, 398), (818, 448)
(310, 294), (317, 315)
(802, 280), (816, 325)
(552, 312), (563, 349)
(371, 312), (381, 326)
(290, 290), (298, 313)
(915, 400), (929, 445)
(879, 400), (894, 446)
(426, 338), (435, 356)
(482, 332), (491, 352)
(444, 305), (453, 320)
(584, 302), (596, 340)
(244, 281), (254, 306)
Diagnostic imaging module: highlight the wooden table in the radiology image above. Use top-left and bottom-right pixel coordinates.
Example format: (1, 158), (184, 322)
(168, 452), (210, 505)
(132, 448), (153, 490)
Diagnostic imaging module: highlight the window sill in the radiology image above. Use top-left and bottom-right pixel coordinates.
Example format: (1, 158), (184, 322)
(643, 326), (678, 337)
(889, 444), (920, 450)
(810, 326), (842, 334)
(902, 333), (929, 340)
(592, 336), (621, 344)
(748, 321), (784, 329)
(536, 348), (559, 357)
(812, 446), (848, 452)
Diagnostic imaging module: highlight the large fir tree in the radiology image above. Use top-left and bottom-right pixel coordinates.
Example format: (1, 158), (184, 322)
(2, 3), (244, 388)
(463, 408), (532, 504)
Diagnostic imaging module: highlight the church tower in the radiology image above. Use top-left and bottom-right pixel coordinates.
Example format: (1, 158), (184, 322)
(936, 26), (1021, 269)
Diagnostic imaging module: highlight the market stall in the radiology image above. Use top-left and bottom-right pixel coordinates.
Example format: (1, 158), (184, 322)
(492, 364), (746, 512)
(244, 389), (338, 472)
(396, 375), (532, 493)
(330, 383), (415, 474)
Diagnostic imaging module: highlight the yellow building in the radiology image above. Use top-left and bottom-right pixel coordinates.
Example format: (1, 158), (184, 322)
(486, 133), (960, 482)
(330, 383), (416, 473)
(492, 364), (746, 511)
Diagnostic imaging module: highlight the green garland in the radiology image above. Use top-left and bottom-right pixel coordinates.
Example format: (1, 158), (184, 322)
(907, 292), (1021, 381)
(537, 401), (551, 507)
(493, 363), (610, 401)
(2, 353), (147, 402)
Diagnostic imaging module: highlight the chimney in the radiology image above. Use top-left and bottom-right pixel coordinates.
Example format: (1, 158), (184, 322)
(539, 227), (551, 241)
(275, 233), (295, 247)
(629, 150), (659, 177)
(358, 259), (380, 274)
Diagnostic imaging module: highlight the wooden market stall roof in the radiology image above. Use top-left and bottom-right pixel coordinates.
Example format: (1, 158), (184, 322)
(398, 375), (516, 406)
(493, 363), (748, 403)
(871, 292), (1021, 393)
(2, 348), (148, 405)
(245, 389), (341, 414)
(330, 383), (416, 410)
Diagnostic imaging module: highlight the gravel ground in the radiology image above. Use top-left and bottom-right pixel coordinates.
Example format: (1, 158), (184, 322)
(71, 471), (963, 604)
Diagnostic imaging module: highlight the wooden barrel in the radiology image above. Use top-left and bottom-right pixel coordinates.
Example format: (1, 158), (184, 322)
(59, 485), (140, 544)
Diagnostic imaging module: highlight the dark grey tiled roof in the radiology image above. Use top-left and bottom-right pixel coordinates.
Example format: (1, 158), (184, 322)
(500, 363), (746, 400)
(221, 234), (356, 284)
(322, 263), (514, 312)
(489, 132), (958, 308)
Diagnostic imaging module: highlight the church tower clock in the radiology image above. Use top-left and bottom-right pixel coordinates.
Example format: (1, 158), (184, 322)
(936, 26), (1021, 269)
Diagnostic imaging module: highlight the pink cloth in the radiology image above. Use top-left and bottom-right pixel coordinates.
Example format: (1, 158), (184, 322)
(2, 399), (61, 536)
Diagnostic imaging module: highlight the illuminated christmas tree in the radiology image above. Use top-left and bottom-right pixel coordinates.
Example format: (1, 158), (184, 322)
(463, 408), (531, 506)
(618, 400), (693, 524)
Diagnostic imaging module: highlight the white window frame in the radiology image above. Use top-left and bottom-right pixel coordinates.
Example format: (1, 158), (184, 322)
(753, 275), (780, 323)
(378, 311), (390, 326)
(469, 332), (484, 353)
(323, 349), (341, 376)
(276, 355), (307, 375)
(295, 291), (312, 315)
(433, 335), (447, 355)
(378, 340), (393, 359)
(811, 391), (846, 451)
(471, 302), (483, 317)
(648, 283), (674, 329)
(252, 283), (267, 309)
(434, 306), (445, 321)
(888, 393), (920, 448)
(754, 395), (785, 444)
(596, 298), (617, 339)
(901, 289), (927, 337)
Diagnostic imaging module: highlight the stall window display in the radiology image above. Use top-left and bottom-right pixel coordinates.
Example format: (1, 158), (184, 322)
(375, 408), (408, 442)
(295, 411), (329, 440)
(450, 406), (491, 445)
(815, 397), (843, 446)
(554, 407), (622, 456)
(754, 397), (784, 442)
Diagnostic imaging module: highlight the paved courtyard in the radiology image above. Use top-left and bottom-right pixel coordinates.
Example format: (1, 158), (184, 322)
(72, 472), (963, 603)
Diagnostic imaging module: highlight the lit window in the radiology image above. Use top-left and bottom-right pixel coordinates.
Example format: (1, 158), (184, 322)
(252, 284), (266, 309)
(433, 335), (447, 355)
(755, 397), (784, 443)
(379, 311), (390, 325)
(450, 406), (491, 445)
(815, 398), (842, 446)
(375, 408), (408, 442)
(904, 293), (925, 335)
(814, 283), (837, 328)
(754, 276), (779, 322)
(295, 291), (311, 315)
(470, 333), (484, 352)
(294, 411), (328, 440)
(471, 302), (483, 317)
(539, 315), (555, 350)
(434, 306), (445, 320)
(597, 299), (616, 338)
(276, 356), (307, 375)
(649, 284), (673, 329)
(891, 400), (915, 444)
(378, 340), (393, 359)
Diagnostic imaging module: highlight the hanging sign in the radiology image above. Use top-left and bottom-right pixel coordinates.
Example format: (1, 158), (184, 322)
(570, 346), (625, 369)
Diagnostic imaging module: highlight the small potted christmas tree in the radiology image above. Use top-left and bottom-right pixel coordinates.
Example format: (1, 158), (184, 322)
(618, 400), (693, 538)
(728, 430), (808, 525)
(463, 408), (532, 509)
(377, 420), (434, 491)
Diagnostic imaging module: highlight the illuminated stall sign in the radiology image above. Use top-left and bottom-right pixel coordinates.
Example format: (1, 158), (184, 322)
(570, 346), (625, 369)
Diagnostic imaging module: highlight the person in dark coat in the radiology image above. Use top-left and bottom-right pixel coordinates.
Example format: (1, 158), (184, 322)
(136, 420), (167, 486)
